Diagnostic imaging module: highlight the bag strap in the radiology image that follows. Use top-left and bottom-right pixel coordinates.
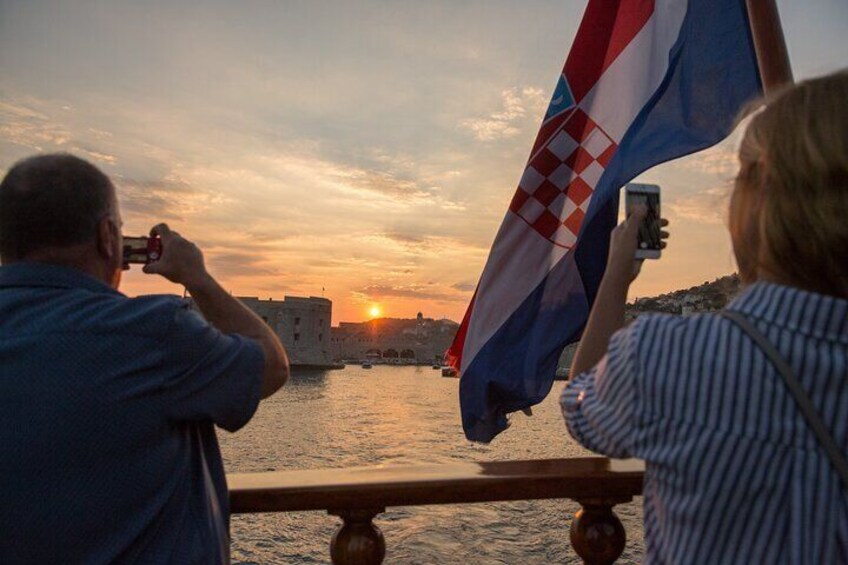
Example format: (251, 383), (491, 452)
(720, 310), (848, 490)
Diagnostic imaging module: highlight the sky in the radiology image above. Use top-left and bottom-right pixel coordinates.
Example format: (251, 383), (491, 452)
(1, 0), (846, 324)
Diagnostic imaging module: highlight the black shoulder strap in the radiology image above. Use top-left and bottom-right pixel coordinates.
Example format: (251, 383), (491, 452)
(720, 310), (848, 490)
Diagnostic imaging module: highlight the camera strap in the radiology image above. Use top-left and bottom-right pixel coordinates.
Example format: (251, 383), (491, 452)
(720, 310), (848, 491)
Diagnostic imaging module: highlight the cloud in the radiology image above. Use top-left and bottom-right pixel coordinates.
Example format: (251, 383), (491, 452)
(115, 174), (216, 222)
(382, 231), (425, 245)
(248, 152), (464, 212)
(355, 283), (467, 303)
(376, 232), (491, 258)
(343, 168), (435, 201)
(206, 252), (281, 278)
(461, 87), (546, 141)
(77, 147), (117, 164)
(0, 99), (73, 152)
(241, 230), (293, 244)
(0, 98), (122, 168)
(680, 145), (738, 175)
(668, 185), (730, 225)
(451, 281), (476, 292)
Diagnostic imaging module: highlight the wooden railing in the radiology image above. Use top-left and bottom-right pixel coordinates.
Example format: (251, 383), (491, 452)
(228, 457), (645, 565)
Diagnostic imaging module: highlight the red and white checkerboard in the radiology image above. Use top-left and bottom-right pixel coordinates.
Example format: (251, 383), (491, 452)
(509, 108), (617, 248)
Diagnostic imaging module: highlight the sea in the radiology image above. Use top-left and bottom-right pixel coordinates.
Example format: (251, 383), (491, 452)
(219, 365), (644, 564)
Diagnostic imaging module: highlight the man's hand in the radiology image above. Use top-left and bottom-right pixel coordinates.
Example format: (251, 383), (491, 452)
(143, 222), (288, 399)
(142, 223), (211, 291)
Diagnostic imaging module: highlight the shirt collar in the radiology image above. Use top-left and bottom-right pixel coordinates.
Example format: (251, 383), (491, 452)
(726, 281), (848, 344)
(0, 262), (123, 296)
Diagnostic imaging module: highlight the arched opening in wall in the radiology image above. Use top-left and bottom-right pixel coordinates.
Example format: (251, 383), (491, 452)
(365, 348), (382, 359)
(400, 349), (415, 359)
(383, 349), (399, 359)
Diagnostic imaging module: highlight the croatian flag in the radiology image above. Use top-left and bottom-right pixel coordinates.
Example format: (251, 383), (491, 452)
(450, 0), (762, 442)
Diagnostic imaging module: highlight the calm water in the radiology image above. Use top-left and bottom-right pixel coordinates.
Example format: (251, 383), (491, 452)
(219, 365), (644, 564)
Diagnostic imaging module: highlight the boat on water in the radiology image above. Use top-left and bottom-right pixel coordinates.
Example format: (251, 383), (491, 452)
(361, 361), (373, 369)
(554, 366), (569, 381)
(431, 364), (441, 370)
(441, 366), (457, 378)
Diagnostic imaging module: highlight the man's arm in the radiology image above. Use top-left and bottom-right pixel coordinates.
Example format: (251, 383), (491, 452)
(143, 223), (288, 398)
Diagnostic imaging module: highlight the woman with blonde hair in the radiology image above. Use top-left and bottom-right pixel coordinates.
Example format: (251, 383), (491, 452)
(562, 70), (848, 563)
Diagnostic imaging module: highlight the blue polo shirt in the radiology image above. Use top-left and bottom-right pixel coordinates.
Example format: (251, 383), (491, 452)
(0, 263), (265, 564)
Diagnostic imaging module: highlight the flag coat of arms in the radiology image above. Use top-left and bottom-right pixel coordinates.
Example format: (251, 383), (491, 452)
(449, 0), (762, 442)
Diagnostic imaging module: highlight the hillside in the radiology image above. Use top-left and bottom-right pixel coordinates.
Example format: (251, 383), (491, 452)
(628, 274), (742, 316)
(558, 274), (742, 371)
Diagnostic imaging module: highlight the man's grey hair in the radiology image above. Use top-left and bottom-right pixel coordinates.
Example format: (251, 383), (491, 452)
(0, 153), (114, 262)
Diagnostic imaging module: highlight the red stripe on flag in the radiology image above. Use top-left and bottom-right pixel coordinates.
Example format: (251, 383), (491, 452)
(446, 290), (477, 373)
(564, 0), (655, 103)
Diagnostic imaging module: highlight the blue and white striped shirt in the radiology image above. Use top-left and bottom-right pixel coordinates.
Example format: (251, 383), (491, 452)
(562, 282), (848, 564)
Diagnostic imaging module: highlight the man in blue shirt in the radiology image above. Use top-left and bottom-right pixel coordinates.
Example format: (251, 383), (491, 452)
(0, 153), (290, 563)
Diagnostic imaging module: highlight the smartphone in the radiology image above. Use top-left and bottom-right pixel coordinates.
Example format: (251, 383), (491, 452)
(122, 236), (162, 269)
(625, 183), (661, 259)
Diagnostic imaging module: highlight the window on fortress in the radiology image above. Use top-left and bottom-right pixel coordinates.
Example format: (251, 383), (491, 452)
(318, 333), (323, 342)
(295, 317), (301, 325)
(294, 333), (300, 342)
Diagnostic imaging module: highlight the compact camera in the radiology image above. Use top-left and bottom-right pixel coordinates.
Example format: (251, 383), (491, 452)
(122, 236), (162, 269)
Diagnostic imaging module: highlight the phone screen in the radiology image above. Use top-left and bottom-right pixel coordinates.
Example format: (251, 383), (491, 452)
(625, 184), (661, 258)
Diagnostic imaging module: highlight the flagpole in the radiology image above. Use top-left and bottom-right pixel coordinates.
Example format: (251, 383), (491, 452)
(745, 0), (794, 93)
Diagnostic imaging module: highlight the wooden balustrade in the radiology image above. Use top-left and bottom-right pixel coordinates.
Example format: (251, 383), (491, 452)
(228, 457), (645, 565)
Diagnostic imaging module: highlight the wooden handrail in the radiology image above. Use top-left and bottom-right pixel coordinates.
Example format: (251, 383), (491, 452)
(228, 457), (645, 565)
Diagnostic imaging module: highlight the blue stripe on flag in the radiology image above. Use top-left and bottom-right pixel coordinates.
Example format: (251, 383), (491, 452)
(460, 251), (589, 441)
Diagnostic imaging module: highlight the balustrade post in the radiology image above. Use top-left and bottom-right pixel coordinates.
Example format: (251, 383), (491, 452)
(569, 497), (629, 565)
(329, 508), (386, 565)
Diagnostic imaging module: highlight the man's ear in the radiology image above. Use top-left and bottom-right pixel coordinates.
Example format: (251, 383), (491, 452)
(97, 216), (119, 262)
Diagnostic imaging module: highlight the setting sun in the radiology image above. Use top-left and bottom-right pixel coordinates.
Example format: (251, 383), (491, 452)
(368, 305), (382, 319)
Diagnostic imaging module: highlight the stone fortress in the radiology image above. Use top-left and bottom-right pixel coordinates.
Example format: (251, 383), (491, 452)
(234, 296), (335, 368)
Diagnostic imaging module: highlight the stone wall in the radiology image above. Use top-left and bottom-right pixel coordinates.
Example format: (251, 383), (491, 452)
(237, 296), (334, 367)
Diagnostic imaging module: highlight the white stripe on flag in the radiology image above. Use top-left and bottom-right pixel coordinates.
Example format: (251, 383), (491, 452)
(462, 213), (568, 372)
(578, 0), (688, 143)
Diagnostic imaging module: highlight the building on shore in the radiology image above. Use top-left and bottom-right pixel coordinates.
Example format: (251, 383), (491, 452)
(238, 296), (334, 368)
(329, 312), (459, 364)
(190, 295), (336, 369)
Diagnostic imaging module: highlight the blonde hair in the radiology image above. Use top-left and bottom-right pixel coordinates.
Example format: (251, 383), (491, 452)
(730, 70), (848, 298)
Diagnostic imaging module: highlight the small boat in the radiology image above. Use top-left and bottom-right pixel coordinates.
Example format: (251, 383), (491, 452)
(361, 361), (373, 369)
(441, 366), (458, 378)
(432, 364), (441, 370)
(554, 367), (569, 381)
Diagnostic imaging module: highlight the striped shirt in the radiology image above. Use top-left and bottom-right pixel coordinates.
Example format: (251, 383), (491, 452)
(561, 282), (848, 564)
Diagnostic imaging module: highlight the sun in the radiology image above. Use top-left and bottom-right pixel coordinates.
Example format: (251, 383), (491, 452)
(368, 305), (382, 319)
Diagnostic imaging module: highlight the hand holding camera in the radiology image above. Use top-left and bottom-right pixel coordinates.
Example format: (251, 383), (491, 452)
(131, 223), (211, 291)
